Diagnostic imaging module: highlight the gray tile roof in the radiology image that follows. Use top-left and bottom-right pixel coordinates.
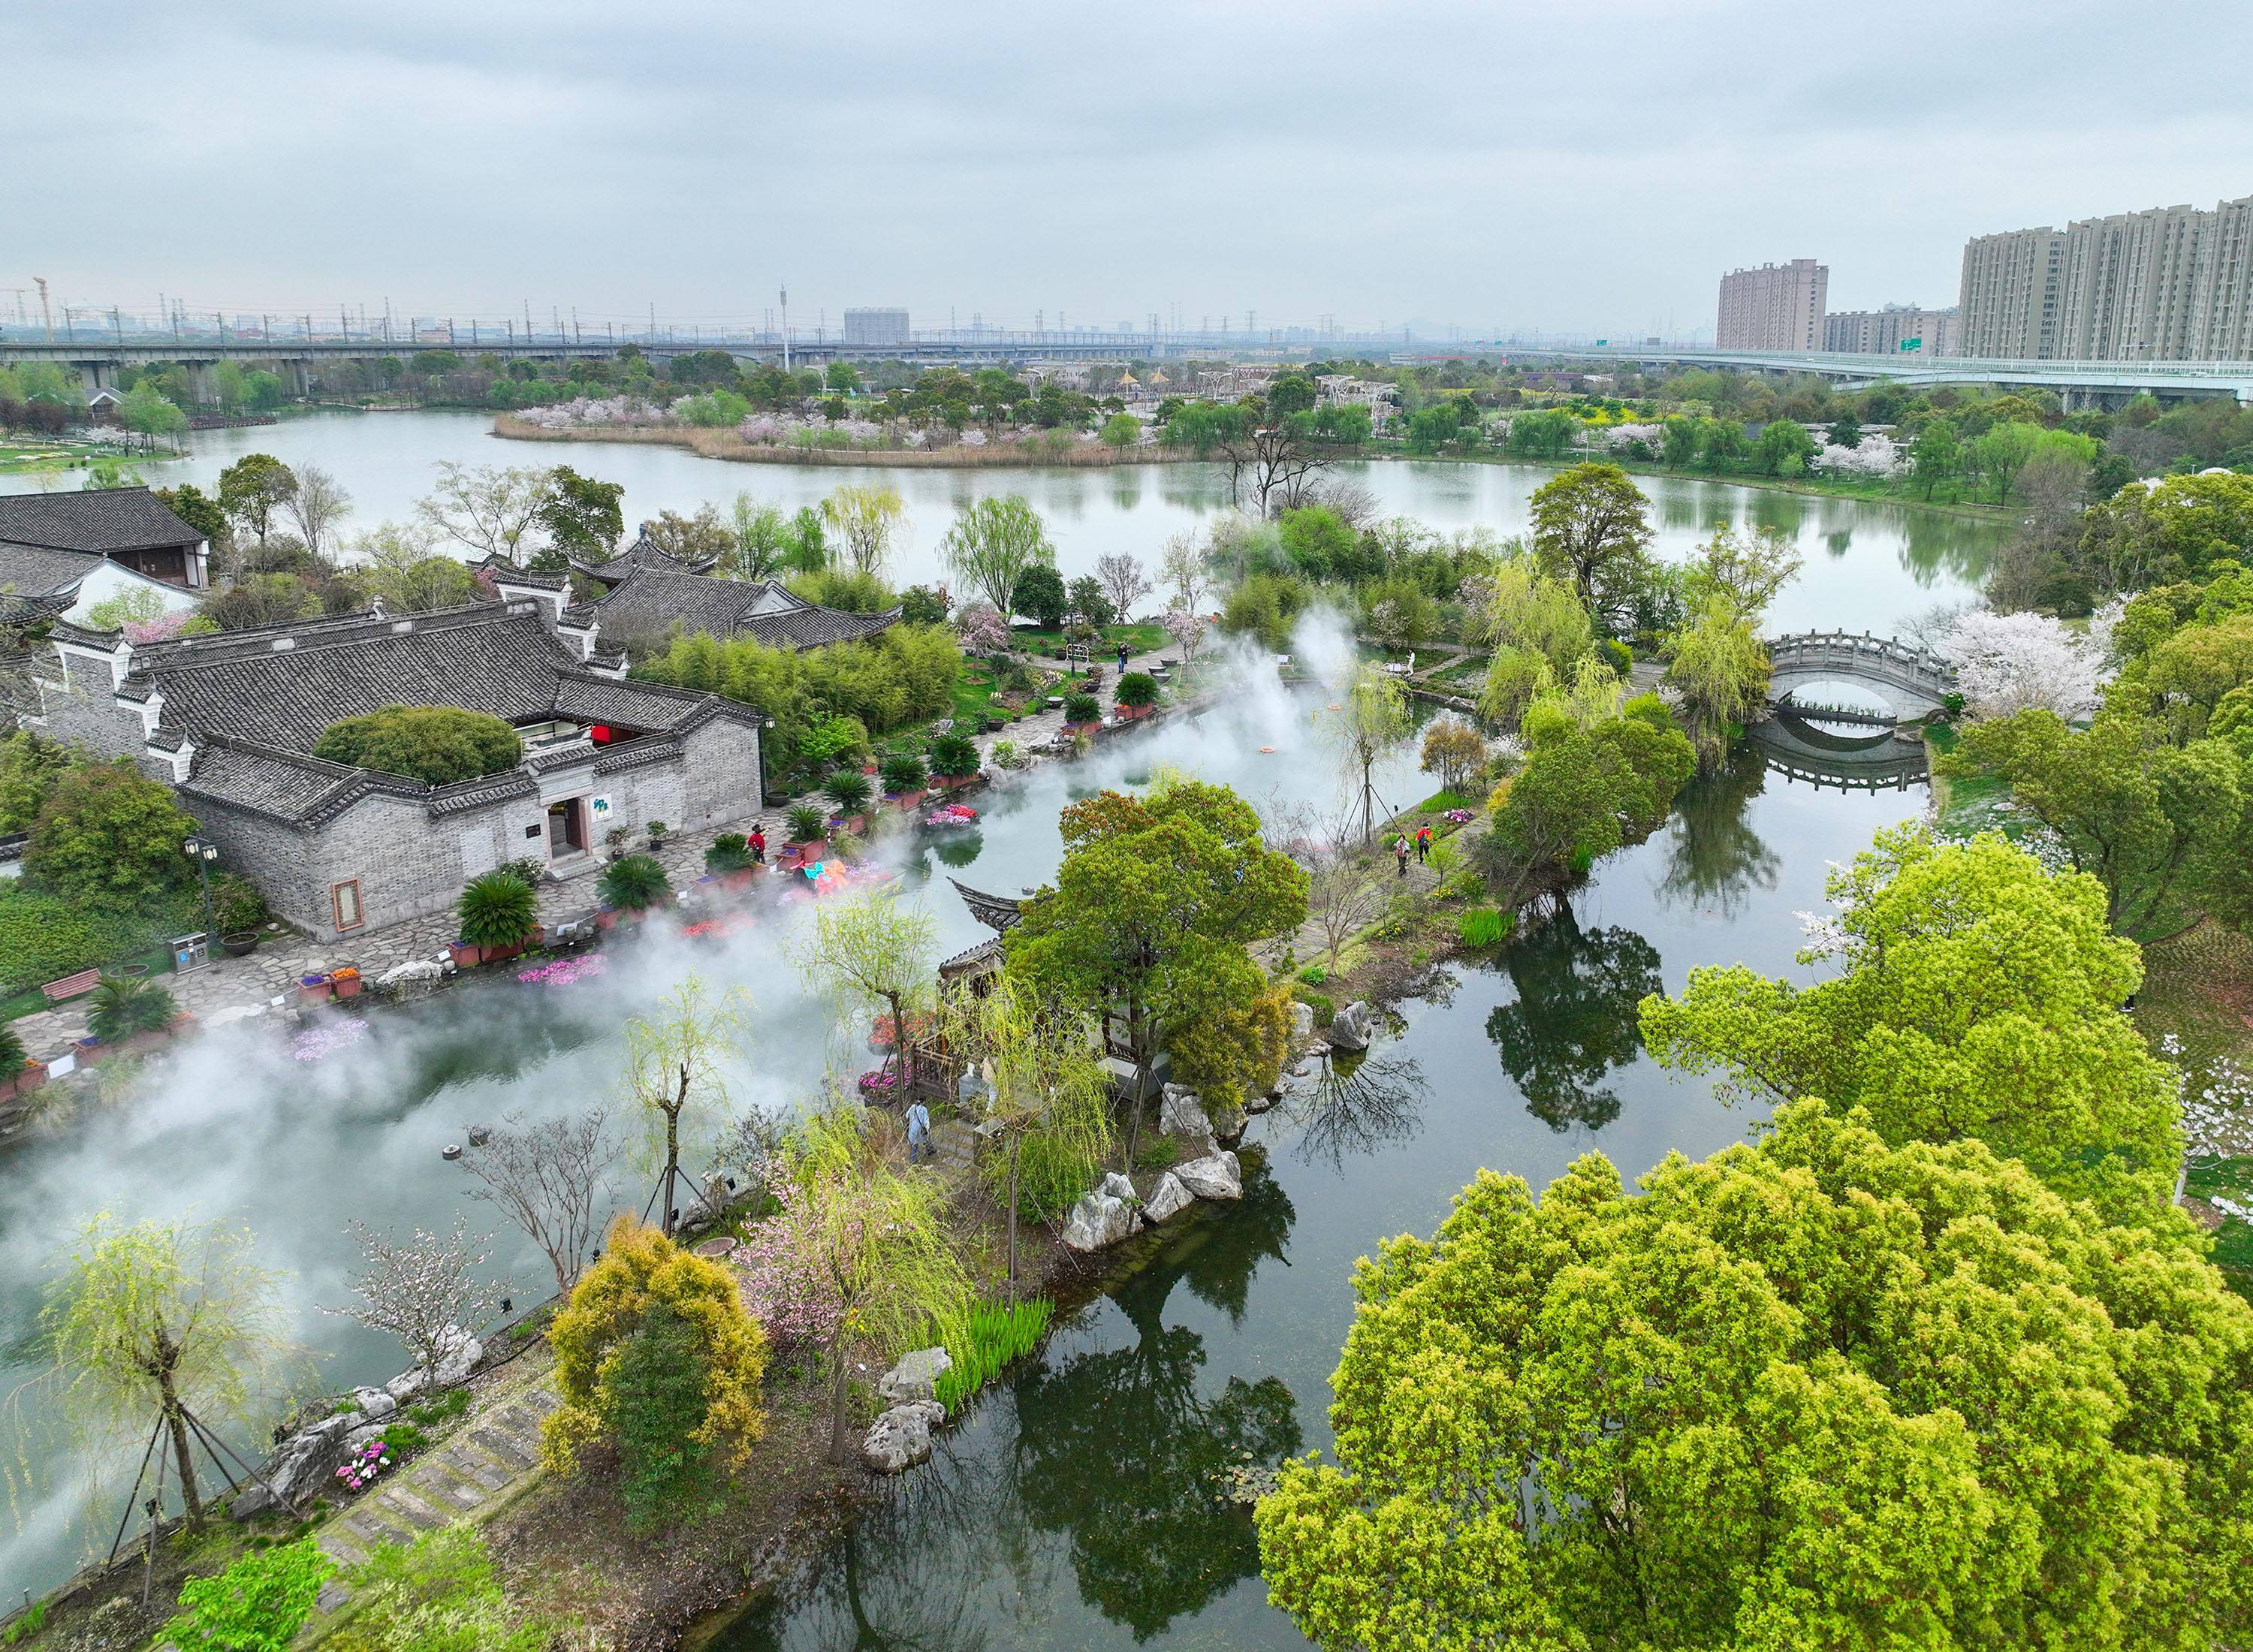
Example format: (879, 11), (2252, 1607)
(577, 528), (719, 583)
(0, 487), (204, 554)
(592, 567), (900, 650)
(0, 541), (103, 600)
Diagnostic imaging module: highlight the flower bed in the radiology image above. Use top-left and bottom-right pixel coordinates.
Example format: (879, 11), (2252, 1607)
(334, 1437), (393, 1494)
(292, 1018), (370, 1063)
(517, 954), (609, 987)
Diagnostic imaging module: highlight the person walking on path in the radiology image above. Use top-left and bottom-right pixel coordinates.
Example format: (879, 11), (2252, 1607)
(1394, 837), (1410, 879)
(1415, 825), (1431, 864)
(748, 824), (767, 864)
(905, 1098), (933, 1165)
(1117, 639), (1130, 674)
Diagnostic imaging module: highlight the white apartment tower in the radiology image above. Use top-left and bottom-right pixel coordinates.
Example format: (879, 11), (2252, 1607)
(1715, 259), (1828, 351)
(1958, 195), (2253, 360)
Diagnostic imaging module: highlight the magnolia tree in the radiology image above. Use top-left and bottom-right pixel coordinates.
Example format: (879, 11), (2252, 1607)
(955, 600), (1014, 656)
(1941, 607), (2113, 719)
(1813, 433), (1903, 476)
(1161, 607), (1209, 668)
(330, 1216), (510, 1377)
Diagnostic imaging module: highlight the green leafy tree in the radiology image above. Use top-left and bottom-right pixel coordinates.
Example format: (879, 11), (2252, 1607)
(1678, 522), (1802, 621)
(164, 1538), (333, 1652)
(1664, 595), (1771, 770)
(1641, 824), (2181, 1212)
(1528, 461), (1654, 635)
(940, 494), (1057, 612)
(1277, 505), (1356, 579)
(535, 465), (624, 562)
(23, 759), (196, 912)
(621, 977), (742, 1234)
(725, 494), (794, 580)
(2080, 469), (2253, 589)
(1947, 709), (2244, 932)
(1326, 665), (1412, 843)
(345, 523), (478, 613)
(1012, 563), (1069, 628)
(1257, 1099), (2253, 1652)
(1067, 574), (1114, 629)
(1503, 407), (1577, 458)
(1911, 415), (1961, 499)
(0, 731), (79, 834)
(800, 887), (937, 1094)
(1099, 411), (1141, 451)
(41, 1215), (297, 1533)
(539, 1216), (767, 1519)
(1754, 416), (1815, 476)
(819, 484), (905, 579)
(155, 481), (228, 550)
(119, 380), (189, 446)
(1009, 779), (1307, 1156)
(218, 453), (298, 546)
(312, 705), (523, 785)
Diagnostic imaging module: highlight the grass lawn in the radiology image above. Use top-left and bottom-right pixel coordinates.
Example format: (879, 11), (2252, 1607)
(1433, 654), (1490, 686)
(1012, 622), (1169, 659)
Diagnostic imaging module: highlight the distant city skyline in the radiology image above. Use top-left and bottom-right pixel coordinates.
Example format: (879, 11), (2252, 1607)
(7, 1), (2251, 342)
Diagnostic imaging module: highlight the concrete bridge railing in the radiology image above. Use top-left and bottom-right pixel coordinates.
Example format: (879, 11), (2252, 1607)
(1763, 630), (1958, 722)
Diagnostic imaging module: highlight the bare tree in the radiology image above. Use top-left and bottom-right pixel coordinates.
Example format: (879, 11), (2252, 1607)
(1310, 478), (1381, 530)
(623, 977), (746, 1237)
(285, 463), (354, 560)
(1215, 424), (1330, 517)
(1158, 529), (1211, 615)
(415, 461), (554, 565)
(329, 1216), (509, 1377)
(1303, 843), (1389, 972)
(1093, 551), (1153, 623)
(458, 1105), (617, 1294)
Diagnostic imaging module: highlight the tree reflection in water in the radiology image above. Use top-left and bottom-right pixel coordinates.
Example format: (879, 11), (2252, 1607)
(712, 1158), (1301, 1650)
(1654, 743), (1779, 919)
(1011, 1158), (1301, 1638)
(1285, 1049), (1431, 1171)
(1484, 903), (1662, 1132)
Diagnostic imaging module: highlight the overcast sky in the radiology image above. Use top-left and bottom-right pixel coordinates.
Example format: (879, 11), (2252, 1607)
(7, 0), (2248, 340)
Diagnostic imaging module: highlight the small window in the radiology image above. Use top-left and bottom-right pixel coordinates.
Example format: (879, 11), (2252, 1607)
(331, 879), (364, 931)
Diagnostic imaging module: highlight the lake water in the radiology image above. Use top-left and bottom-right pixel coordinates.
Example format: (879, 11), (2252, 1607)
(33, 408), (1999, 638)
(0, 415), (1983, 1615)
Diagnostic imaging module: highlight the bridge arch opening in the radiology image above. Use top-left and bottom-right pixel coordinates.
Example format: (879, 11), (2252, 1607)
(1768, 677), (1896, 726)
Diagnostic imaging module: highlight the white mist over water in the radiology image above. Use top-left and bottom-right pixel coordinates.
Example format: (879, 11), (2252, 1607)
(0, 649), (1419, 1598)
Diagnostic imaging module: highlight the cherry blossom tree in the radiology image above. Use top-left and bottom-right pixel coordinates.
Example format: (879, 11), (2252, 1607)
(1161, 606), (1209, 670)
(1941, 608), (2110, 720)
(329, 1215), (509, 1378)
(955, 600), (1013, 657)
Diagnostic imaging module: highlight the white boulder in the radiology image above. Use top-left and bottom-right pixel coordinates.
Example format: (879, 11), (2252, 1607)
(879, 1346), (953, 1406)
(1142, 1172), (1194, 1223)
(1061, 1190), (1139, 1251)
(349, 1386), (398, 1421)
(1175, 1150), (1243, 1201)
(1329, 1001), (1377, 1051)
(1289, 1002), (1315, 1042)
(1099, 1171), (1138, 1204)
(1159, 1084), (1210, 1138)
(861, 1400), (946, 1473)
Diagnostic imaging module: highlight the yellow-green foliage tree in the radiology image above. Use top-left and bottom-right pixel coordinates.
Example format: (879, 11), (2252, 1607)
(540, 1216), (767, 1525)
(1257, 1099), (2253, 1651)
(1641, 824), (2181, 1215)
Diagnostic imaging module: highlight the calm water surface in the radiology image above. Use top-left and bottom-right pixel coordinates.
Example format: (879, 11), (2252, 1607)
(0, 415), (1971, 1614)
(18, 408), (2001, 637)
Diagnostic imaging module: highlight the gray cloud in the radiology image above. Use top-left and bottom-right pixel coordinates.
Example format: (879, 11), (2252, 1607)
(5, 0), (2247, 336)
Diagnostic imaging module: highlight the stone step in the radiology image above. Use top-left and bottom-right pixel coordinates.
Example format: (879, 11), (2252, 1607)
(470, 1426), (536, 1470)
(449, 1449), (516, 1492)
(381, 1486), (451, 1530)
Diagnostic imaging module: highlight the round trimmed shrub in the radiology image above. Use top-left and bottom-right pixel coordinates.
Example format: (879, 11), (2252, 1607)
(312, 705), (523, 787)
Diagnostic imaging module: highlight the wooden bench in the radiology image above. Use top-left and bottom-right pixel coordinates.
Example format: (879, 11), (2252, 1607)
(41, 967), (101, 1005)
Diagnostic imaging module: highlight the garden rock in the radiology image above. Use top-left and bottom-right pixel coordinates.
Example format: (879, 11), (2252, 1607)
(1289, 1002), (1315, 1042)
(342, 1421), (390, 1453)
(879, 1346), (953, 1406)
(1209, 1100), (1249, 1144)
(1244, 1090), (1277, 1116)
(433, 1330), (483, 1388)
(1143, 1172), (1194, 1223)
(384, 1367), (428, 1405)
(861, 1400), (945, 1473)
(1099, 1171), (1138, 1204)
(1329, 1001), (1377, 1051)
(1159, 1084), (1210, 1138)
(349, 1386), (398, 1421)
(1061, 1189), (1138, 1251)
(1175, 1150), (1244, 1202)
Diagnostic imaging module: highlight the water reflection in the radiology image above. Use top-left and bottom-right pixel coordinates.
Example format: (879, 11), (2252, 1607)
(1285, 1050), (1430, 1170)
(1653, 746), (1780, 919)
(1483, 905), (1663, 1133)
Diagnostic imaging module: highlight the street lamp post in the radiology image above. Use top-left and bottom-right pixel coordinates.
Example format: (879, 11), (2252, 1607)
(182, 834), (219, 945)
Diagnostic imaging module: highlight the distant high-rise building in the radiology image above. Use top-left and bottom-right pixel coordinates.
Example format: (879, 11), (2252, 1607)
(1823, 303), (1959, 357)
(843, 308), (910, 348)
(1715, 258), (1828, 351)
(1957, 195), (2253, 360)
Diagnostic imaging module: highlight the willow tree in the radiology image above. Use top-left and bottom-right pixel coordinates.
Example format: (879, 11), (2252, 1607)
(1327, 665), (1411, 844)
(41, 1215), (297, 1533)
(1663, 594), (1770, 770)
(801, 888), (938, 1096)
(941, 973), (1113, 1297)
(820, 484), (906, 579)
(623, 976), (747, 1236)
(737, 1108), (972, 1461)
(940, 494), (1057, 613)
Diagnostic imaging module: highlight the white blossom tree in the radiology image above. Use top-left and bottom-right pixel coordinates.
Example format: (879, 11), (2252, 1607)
(1941, 608), (2111, 721)
(415, 462), (555, 565)
(1812, 433), (1903, 478)
(1161, 606), (1209, 671)
(330, 1216), (510, 1377)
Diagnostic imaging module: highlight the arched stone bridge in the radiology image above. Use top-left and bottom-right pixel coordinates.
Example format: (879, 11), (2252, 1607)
(1763, 631), (1957, 722)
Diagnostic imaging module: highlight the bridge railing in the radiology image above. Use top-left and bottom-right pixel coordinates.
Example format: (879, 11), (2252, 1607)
(1764, 629), (1956, 684)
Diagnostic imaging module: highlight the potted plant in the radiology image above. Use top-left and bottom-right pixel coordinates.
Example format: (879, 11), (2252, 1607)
(879, 753), (928, 808)
(219, 930), (261, 958)
(0, 1025), (31, 1102)
(597, 854), (671, 915)
(1114, 671), (1159, 720)
(89, 975), (180, 1056)
(825, 770), (873, 834)
(783, 802), (829, 863)
(929, 732), (980, 790)
(458, 870), (540, 963)
(329, 966), (363, 1000)
(299, 971), (334, 1003)
(604, 824), (632, 862)
(647, 820), (669, 851)
(704, 833), (758, 889)
(1063, 692), (1101, 734)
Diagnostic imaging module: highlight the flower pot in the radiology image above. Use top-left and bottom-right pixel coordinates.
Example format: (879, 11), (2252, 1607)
(788, 837), (828, 864)
(117, 963), (150, 980)
(297, 979), (333, 1005)
(74, 1036), (106, 1066)
(219, 930), (261, 958)
(484, 941), (523, 963)
(891, 790), (926, 811)
(16, 1060), (47, 1096)
(167, 1010), (198, 1039)
(593, 909), (619, 933)
(121, 1028), (169, 1057)
(722, 867), (759, 891)
(448, 940), (484, 968)
(330, 974), (363, 1000)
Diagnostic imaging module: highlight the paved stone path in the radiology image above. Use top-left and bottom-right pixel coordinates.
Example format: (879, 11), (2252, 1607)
(969, 639), (1184, 767)
(310, 1374), (559, 1613)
